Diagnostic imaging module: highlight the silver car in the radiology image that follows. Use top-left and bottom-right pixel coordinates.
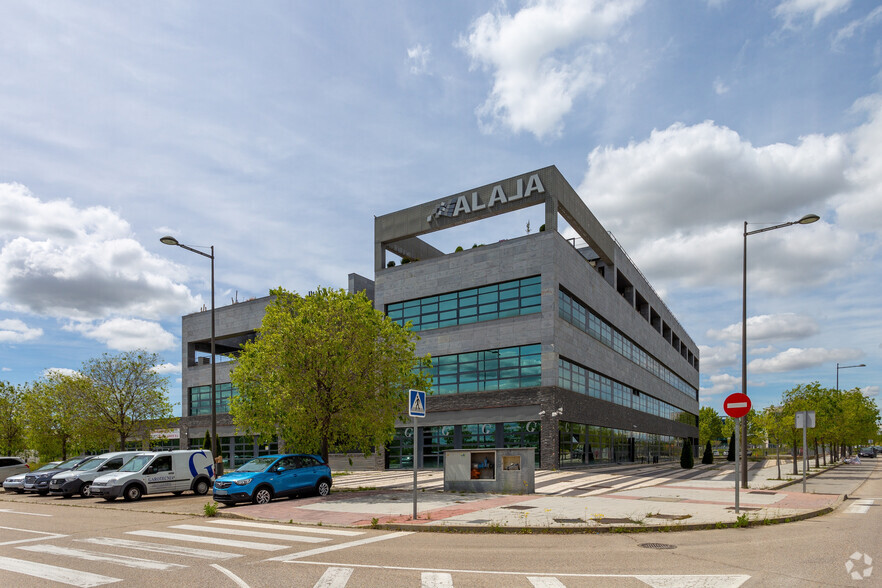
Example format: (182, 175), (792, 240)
(3, 461), (61, 493)
(0, 457), (29, 484)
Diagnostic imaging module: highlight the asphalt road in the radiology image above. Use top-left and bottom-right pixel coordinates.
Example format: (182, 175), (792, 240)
(0, 459), (878, 587)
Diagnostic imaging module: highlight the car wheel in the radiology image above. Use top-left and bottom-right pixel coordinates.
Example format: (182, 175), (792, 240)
(316, 480), (331, 497)
(123, 485), (142, 502)
(252, 487), (273, 505)
(80, 483), (92, 498)
(193, 479), (210, 495)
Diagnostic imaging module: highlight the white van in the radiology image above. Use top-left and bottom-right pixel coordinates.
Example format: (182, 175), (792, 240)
(48, 451), (143, 498)
(90, 450), (214, 502)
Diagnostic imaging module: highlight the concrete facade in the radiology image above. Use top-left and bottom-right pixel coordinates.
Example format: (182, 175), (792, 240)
(374, 166), (698, 469)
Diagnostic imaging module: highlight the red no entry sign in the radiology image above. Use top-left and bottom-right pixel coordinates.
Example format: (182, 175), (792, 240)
(724, 393), (752, 418)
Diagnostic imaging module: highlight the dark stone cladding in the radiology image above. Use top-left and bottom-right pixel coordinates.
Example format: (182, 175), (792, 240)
(426, 386), (696, 468)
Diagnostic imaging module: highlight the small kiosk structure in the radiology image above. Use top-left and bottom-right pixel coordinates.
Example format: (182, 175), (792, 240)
(443, 448), (535, 493)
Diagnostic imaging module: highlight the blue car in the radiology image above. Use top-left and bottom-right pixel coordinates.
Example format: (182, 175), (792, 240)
(212, 454), (332, 505)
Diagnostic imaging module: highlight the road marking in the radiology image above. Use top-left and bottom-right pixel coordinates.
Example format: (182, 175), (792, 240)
(0, 525), (67, 546)
(17, 544), (186, 571)
(209, 519), (363, 536)
(422, 571), (453, 587)
(845, 499), (874, 514)
(169, 523), (329, 543)
(528, 577), (566, 587)
(287, 561), (751, 587)
(126, 530), (289, 551)
(313, 566), (353, 587)
(268, 531), (413, 561)
(211, 563), (251, 588)
(79, 537), (241, 560)
(636, 576), (750, 588)
(0, 555), (122, 587)
(0, 508), (52, 517)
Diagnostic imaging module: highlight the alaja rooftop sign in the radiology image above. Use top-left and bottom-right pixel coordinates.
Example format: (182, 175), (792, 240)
(428, 173), (545, 223)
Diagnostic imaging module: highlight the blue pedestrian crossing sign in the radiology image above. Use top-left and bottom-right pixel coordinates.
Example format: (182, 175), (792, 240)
(408, 389), (426, 418)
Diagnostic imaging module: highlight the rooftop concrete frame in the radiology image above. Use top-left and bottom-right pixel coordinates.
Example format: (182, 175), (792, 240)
(374, 165), (616, 273)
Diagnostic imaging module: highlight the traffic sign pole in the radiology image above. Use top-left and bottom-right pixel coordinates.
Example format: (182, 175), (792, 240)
(408, 390), (426, 520)
(724, 393), (752, 514)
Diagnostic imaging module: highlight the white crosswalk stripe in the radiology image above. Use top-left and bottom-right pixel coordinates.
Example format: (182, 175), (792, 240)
(78, 536), (242, 560)
(421, 572), (454, 587)
(17, 544), (186, 571)
(845, 499), (874, 514)
(208, 519), (363, 536)
(313, 566), (354, 587)
(169, 523), (330, 543)
(126, 529), (290, 551)
(0, 554), (122, 587)
(528, 577), (566, 587)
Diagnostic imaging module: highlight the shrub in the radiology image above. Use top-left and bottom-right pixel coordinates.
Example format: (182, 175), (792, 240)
(702, 440), (714, 464)
(680, 438), (694, 469)
(727, 431), (736, 461)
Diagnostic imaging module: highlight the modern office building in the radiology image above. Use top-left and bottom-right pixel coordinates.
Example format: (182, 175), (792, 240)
(176, 165), (698, 470)
(374, 165), (698, 469)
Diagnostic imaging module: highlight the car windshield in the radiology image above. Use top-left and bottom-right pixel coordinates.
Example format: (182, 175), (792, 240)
(118, 455), (153, 472)
(57, 457), (85, 469)
(35, 463), (60, 472)
(74, 457), (105, 471)
(235, 457), (277, 472)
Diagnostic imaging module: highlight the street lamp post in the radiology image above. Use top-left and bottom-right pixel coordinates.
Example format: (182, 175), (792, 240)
(836, 362), (866, 391)
(741, 213), (819, 488)
(160, 236), (221, 476)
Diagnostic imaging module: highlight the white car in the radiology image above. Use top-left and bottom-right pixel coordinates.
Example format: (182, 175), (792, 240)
(48, 452), (143, 498)
(0, 456), (29, 484)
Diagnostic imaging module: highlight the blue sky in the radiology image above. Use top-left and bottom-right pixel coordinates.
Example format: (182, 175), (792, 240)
(1, 0), (880, 417)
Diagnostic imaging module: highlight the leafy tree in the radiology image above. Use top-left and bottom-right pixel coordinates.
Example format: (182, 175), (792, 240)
(23, 372), (111, 460)
(680, 438), (693, 469)
(202, 430), (212, 451)
(698, 406), (723, 448)
(0, 382), (26, 456)
(758, 405), (789, 479)
(230, 287), (432, 462)
(702, 440), (714, 464)
(78, 350), (175, 450)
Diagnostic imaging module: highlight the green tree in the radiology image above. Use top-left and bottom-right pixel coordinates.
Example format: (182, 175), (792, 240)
(202, 430), (212, 450)
(78, 350), (175, 450)
(698, 406), (724, 448)
(726, 430), (735, 461)
(680, 438), (694, 469)
(230, 286), (432, 462)
(758, 405), (789, 479)
(0, 381), (26, 456)
(23, 372), (110, 460)
(702, 440), (714, 464)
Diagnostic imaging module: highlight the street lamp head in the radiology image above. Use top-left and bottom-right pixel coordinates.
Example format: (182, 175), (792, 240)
(796, 214), (820, 225)
(160, 236), (180, 246)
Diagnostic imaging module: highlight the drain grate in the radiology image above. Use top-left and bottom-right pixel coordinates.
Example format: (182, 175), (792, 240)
(593, 517), (634, 524)
(553, 518), (584, 524)
(501, 505), (536, 510)
(639, 543), (677, 550)
(647, 513), (692, 520)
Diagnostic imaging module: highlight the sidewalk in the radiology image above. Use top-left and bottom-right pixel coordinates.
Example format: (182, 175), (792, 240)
(217, 458), (876, 532)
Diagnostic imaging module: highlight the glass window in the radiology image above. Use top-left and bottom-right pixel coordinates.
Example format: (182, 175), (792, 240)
(422, 344), (542, 395)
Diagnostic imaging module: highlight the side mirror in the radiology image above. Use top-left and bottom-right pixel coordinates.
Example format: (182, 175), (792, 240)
(275, 467), (286, 473)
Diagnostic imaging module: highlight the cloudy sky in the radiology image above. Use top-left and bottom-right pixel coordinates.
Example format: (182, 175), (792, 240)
(1, 0), (880, 417)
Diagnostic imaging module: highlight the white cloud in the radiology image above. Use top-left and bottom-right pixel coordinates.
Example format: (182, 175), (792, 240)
(835, 96), (882, 234)
(64, 318), (176, 353)
(707, 313), (819, 342)
(861, 385), (879, 397)
(832, 5), (882, 49)
(42, 367), (80, 378)
(713, 77), (729, 95)
(153, 362), (181, 376)
(458, 0), (643, 139)
(774, 0), (851, 28)
(406, 44), (431, 75)
(0, 183), (201, 321)
(700, 373), (741, 399)
(747, 347), (862, 373)
(0, 318), (43, 343)
(698, 342), (739, 372)
(576, 116), (867, 295)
